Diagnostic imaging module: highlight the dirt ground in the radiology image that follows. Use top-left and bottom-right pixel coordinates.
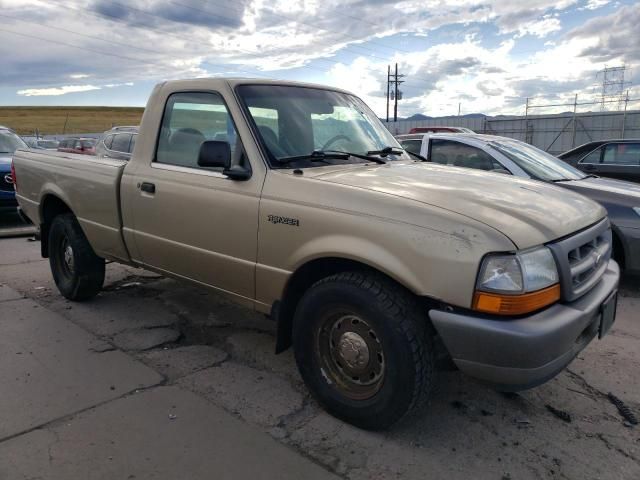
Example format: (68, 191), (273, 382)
(0, 106), (144, 135)
(0, 234), (638, 480)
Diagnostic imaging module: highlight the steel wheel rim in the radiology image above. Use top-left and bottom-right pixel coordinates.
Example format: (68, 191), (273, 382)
(60, 237), (75, 278)
(316, 311), (385, 400)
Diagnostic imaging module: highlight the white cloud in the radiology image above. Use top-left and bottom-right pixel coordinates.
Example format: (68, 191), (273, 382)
(69, 74), (89, 79)
(104, 82), (134, 88)
(17, 85), (101, 97)
(584, 0), (610, 10)
(514, 17), (562, 38)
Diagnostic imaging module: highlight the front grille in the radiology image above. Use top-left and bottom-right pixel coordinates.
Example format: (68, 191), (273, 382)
(0, 173), (14, 192)
(548, 218), (612, 302)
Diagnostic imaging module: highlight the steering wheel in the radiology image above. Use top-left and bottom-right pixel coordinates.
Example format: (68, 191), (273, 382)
(321, 134), (352, 151)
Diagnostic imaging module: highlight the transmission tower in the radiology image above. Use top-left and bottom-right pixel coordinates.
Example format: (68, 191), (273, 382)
(598, 65), (628, 111)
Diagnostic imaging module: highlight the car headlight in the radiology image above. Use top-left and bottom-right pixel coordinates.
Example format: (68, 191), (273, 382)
(473, 247), (560, 315)
(633, 207), (640, 218)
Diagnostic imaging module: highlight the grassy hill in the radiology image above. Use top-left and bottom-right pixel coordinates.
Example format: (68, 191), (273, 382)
(0, 106), (145, 135)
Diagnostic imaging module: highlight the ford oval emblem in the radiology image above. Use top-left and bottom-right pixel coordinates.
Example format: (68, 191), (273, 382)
(4, 173), (12, 184)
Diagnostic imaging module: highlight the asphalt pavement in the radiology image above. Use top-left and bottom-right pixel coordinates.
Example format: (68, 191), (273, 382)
(0, 233), (639, 480)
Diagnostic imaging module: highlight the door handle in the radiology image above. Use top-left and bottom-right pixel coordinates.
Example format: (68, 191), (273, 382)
(140, 182), (156, 194)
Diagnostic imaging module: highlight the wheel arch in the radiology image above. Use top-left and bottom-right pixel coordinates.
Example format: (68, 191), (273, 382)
(274, 256), (433, 354)
(39, 194), (74, 258)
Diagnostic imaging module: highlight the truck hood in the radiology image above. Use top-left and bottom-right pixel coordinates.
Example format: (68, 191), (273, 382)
(309, 162), (605, 249)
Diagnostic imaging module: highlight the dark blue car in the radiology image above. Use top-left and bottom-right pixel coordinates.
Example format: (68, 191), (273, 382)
(0, 126), (28, 214)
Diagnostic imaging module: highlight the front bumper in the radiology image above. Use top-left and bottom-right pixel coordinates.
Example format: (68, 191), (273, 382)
(429, 259), (619, 391)
(618, 225), (640, 275)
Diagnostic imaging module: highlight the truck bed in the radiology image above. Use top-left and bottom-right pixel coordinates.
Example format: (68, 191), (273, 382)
(13, 149), (130, 262)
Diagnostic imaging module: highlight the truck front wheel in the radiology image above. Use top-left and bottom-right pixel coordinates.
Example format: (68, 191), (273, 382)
(48, 213), (105, 301)
(292, 272), (435, 429)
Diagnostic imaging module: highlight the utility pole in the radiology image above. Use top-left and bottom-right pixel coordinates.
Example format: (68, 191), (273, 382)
(386, 63), (405, 123)
(386, 65), (390, 123)
(622, 89), (629, 138)
(458, 102), (461, 116)
(571, 94), (578, 148)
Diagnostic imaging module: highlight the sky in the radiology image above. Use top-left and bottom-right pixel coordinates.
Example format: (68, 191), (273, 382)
(0, 0), (638, 118)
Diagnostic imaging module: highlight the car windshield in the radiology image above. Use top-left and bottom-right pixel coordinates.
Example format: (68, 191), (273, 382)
(489, 139), (586, 181)
(0, 130), (27, 154)
(237, 84), (409, 167)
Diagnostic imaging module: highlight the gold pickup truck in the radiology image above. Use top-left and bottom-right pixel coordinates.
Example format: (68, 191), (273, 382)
(12, 79), (619, 429)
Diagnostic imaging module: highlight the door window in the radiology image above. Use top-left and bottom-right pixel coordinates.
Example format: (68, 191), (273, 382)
(156, 91), (238, 170)
(111, 134), (131, 153)
(430, 139), (503, 171)
(602, 143), (640, 165)
(580, 147), (602, 164)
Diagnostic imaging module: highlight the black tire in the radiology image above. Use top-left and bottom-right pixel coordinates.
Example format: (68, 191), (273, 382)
(48, 213), (105, 301)
(292, 271), (434, 430)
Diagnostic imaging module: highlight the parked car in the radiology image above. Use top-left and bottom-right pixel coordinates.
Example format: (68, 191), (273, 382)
(57, 137), (96, 155)
(0, 126), (28, 214)
(22, 137), (60, 150)
(95, 126), (138, 161)
(13, 78), (618, 429)
(407, 126), (474, 134)
(410, 133), (640, 274)
(558, 139), (640, 183)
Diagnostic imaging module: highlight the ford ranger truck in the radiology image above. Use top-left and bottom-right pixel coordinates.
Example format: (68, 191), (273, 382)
(12, 79), (619, 429)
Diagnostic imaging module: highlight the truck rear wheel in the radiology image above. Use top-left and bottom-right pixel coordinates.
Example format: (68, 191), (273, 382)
(292, 272), (434, 430)
(48, 213), (105, 301)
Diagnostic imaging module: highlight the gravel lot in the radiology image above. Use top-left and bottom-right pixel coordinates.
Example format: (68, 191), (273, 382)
(1, 233), (639, 480)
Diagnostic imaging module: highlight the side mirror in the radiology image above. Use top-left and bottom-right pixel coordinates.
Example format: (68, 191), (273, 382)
(198, 140), (231, 169)
(197, 140), (251, 181)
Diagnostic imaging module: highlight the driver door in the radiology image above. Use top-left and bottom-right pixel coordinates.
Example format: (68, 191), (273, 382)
(126, 91), (264, 301)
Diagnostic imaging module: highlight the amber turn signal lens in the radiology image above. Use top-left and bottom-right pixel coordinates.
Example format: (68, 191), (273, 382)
(472, 284), (561, 316)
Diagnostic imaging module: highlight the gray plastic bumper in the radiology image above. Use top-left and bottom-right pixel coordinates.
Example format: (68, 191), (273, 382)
(429, 260), (619, 391)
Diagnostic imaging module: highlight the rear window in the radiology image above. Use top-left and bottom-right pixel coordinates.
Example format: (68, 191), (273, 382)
(0, 131), (27, 154)
(81, 139), (96, 148)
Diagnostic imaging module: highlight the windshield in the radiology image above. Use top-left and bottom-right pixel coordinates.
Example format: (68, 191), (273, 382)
(489, 139), (586, 181)
(237, 84), (409, 167)
(0, 130), (27, 154)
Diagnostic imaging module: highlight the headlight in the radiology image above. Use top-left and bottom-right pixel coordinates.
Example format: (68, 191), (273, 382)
(633, 207), (640, 218)
(474, 247), (560, 315)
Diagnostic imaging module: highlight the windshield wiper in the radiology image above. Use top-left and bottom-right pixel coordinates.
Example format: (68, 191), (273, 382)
(404, 150), (427, 161)
(277, 150), (350, 165)
(367, 146), (403, 157)
(277, 150), (386, 165)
